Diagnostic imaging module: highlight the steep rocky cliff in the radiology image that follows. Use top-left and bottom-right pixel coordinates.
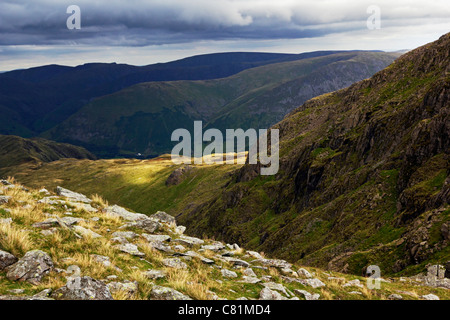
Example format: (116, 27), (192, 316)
(178, 33), (450, 275)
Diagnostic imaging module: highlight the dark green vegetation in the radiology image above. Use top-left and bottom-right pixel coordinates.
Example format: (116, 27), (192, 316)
(45, 51), (398, 157)
(0, 135), (95, 174)
(175, 33), (450, 275)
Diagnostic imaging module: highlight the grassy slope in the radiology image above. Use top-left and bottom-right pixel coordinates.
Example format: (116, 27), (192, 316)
(3, 157), (239, 220)
(1, 180), (448, 300)
(0, 135), (95, 171)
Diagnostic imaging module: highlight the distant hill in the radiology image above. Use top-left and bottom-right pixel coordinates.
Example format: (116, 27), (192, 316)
(0, 135), (96, 173)
(45, 51), (399, 157)
(0, 51), (347, 137)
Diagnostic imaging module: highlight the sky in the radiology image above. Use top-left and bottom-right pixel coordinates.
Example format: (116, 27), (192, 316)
(0, 0), (449, 71)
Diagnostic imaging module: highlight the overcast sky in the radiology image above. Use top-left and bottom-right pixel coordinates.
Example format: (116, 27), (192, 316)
(0, 0), (449, 71)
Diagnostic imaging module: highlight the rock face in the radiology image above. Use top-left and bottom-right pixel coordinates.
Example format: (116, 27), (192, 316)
(150, 285), (192, 300)
(6, 250), (53, 284)
(165, 166), (193, 186)
(0, 250), (17, 271)
(176, 33), (450, 275)
(52, 276), (113, 300)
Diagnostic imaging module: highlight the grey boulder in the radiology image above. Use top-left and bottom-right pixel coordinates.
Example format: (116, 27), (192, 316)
(52, 276), (113, 300)
(6, 250), (53, 284)
(0, 250), (17, 271)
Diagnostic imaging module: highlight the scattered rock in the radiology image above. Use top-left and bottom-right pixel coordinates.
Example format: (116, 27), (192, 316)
(294, 289), (320, 300)
(150, 211), (176, 225)
(107, 281), (138, 297)
(202, 243), (226, 252)
(388, 294), (403, 300)
(56, 187), (92, 204)
(299, 278), (326, 288)
(252, 258), (291, 269)
(174, 235), (205, 247)
(73, 226), (102, 238)
(0, 196), (11, 204)
(259, 287), (286, 300)
(111, 236), (129, 244)
(175, 226), (186, 234)
(124, 218), (161, 233)
(263, 282), (289, 296)
(142, 234), (171, 243)
(105, 205), (148, 221)
(221, 269), (238, 278)
(115, 243), (145, 257)
(52, 276), (113, 300)
(240, 276), (261, 284)
(112, 231), (138, 239)
(421, 294), (439, 300)
(243, 268), (257, 277)
(145, 269), (167, 280)
(0, 250), (17, 271)
(149, 241), (173, 253)
(343, 279), (364, 288)
(247, 251), (264, 259)
(90, 254), (112, 267)
(162, 258), (188, 269)
(0, 218), (12, 225)
(297, 268), (313, 278)
(6, 250), (54, 284)
(32, 218), (59, 229)
(222, 257), (250, 268)
(150, 285), (192, 300)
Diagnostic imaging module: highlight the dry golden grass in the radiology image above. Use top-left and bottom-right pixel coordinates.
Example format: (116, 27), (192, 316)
(0, 223), (35, 256)
(32, 273), (66, 292)
(320, 288), (334, 300)
(136, 239), (165, 267)
(165, 267), (211, 300)
(90, 194), (109, 209)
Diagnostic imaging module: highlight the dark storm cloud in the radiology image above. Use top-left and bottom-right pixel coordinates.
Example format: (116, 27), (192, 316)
(1, 0), (447, 46)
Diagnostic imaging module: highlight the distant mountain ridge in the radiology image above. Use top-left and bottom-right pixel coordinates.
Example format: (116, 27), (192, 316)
(0, 51), (349, 137)
(43, 51), (399, 157)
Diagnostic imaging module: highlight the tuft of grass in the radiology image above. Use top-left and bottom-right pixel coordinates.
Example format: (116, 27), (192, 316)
(0, 223), (35, 256)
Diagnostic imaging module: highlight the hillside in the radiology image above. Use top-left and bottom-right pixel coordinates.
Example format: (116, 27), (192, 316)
(46, 51), (399, 157)
(0, 180), (448, 300)
(172, 33), (449, 275)
(0, 135), (95, 174)
(0, 51), (347, 138)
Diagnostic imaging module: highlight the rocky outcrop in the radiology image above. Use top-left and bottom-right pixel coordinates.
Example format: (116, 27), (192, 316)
(52, 276), (113, 300)
(177, 33), (450, 276)
(6, 250), (54, 284)
(0, 250), (17, 271)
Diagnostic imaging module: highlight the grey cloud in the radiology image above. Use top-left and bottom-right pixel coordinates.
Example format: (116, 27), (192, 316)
(0, 0), (448, 46)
